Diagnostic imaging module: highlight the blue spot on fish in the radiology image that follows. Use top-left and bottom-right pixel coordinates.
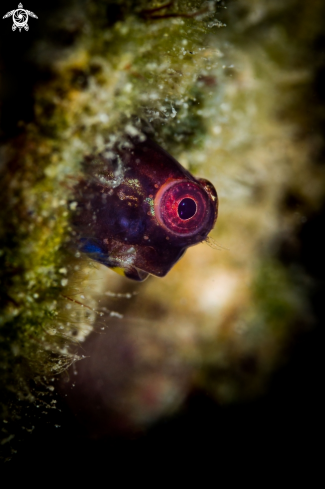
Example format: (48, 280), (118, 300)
(79, 238), (109, 266)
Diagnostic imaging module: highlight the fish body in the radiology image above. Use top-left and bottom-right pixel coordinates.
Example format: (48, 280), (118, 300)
(73, 138), (218, 281)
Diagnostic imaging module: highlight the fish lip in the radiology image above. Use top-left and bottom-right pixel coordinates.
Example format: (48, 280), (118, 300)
(124, 266), (149, 281)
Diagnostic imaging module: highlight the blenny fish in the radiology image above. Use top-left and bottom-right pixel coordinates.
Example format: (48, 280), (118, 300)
(73, 137), (218, 281)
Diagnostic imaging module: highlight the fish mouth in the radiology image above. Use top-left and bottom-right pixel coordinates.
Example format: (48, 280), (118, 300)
(124, 266), (149, 282)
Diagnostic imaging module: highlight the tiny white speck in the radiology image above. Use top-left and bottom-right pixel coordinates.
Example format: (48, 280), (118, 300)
(212, 125), (222, 135)
(124, 83), (133, 93)
(125, 124), (140, 137)
(69, 201), (77, 210)
(98, 113), (109, 123)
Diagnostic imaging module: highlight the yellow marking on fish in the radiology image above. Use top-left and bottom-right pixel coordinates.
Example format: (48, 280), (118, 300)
(111, 266), (126, 277)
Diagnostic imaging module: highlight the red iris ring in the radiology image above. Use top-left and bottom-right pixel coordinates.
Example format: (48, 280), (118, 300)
(154, 179), (210, 236)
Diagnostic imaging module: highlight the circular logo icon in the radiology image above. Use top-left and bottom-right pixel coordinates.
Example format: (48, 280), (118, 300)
(2, 3), (38, 32)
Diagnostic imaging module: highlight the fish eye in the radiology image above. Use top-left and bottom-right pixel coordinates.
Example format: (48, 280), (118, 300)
(178, 198), (197, 220)
(154, 179), (216, 238)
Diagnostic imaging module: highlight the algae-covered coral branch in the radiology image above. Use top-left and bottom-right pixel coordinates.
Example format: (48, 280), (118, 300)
(0, 0), (225, 452)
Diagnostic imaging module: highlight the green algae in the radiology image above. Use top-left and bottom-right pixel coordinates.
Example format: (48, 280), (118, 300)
(0, 0), (225, 453)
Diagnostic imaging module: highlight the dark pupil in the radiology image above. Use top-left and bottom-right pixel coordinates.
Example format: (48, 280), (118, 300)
(178, 198), (197, 220)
